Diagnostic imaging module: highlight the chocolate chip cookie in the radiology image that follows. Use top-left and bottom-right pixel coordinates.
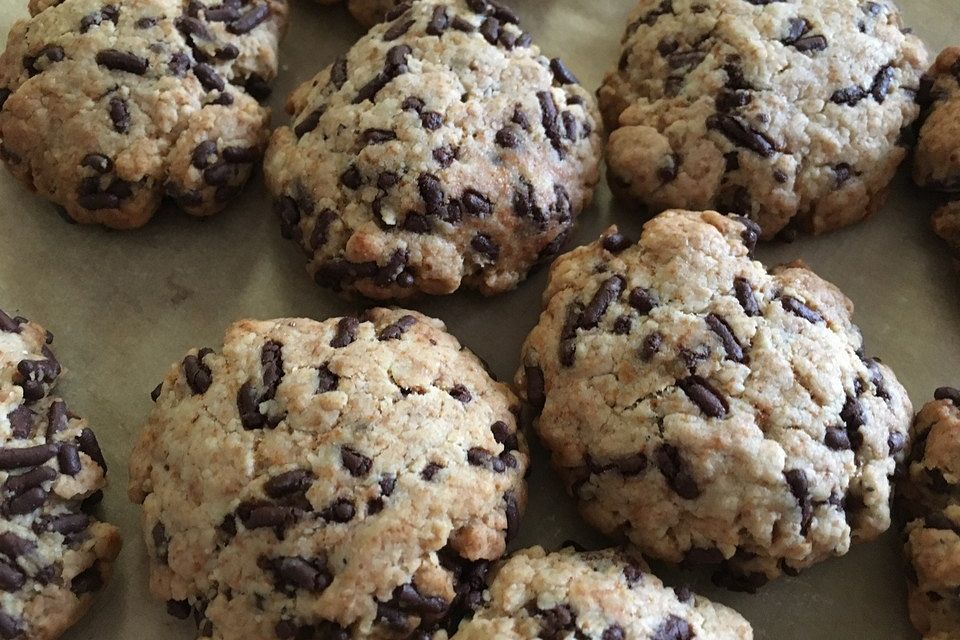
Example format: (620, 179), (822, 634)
(914, 47), (960, 255)
(0, 307), (121, 640)
(900, 389), (960, 639)
(517, 210), (913, 589)
(915, 47), (960, 192)
(0, 0), (287, 229)
(598, 0), (927, 238)
(452, 546), (753, 639)
(128, 309), (529, 639)
(264, 0), (602, 299)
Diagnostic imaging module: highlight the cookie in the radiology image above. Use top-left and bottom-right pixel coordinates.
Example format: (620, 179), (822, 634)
(516, 210), (913, 589)
(128, 309), (529, 639)
(913, 47), (960, 256)
(598, 0), (927, 239)
(264, 0), (602, 299)
(451, 546), (753, 639)
(901, 389), (960, 640)
(915, 47), (960, 192)
(0, 0), (288, 229)
(0, 307), (121, 640)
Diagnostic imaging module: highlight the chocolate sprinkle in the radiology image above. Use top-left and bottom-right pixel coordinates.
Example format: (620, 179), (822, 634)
(734, 277), (760, 316)
(108, 96), (130, 134)
(341, 447), (373, 477)
(331, 317), (360, 348)
(678, 376), (728, 418)
(655, 444), (700, 499)
(78, 428), (107, 472)
(781, 296), (823, 323)
(934, 386), (960, 407)
(640, 332), (663, 361)
(227, 4), (270, 35)
(578, 276), (625, 330)
(705, 313), (745, 362)
(706, 114), (776, 157)
(96, 49), (148, 75)
(525, 366), (545, 410)
(0, 445), (58, 470)
(550, 58), (578, 85)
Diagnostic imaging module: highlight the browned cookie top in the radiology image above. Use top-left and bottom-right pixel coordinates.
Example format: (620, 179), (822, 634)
(517, 209), (913, 589)
(129, 310), (528, 639)
(0, 308), (121, 640)
(915, 47), (960, 193)
(599, 0), (927, 239)
(0, 0), (287, 228)
(453, 546), (753, 639)
(265, 0), (602, 300)
(901, 389), (960, 640)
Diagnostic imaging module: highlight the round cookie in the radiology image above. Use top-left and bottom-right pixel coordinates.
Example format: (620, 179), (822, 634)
(264, 0), (602, 299)
(901, 389), (960, 640)
(0, 308), (121, 640)
(128, 309), (529, 639)
(914, 47), (960, 257)
(516, 210), (913, 589)
(0, 0), (288, 229)
(598, 0), (927, 238)
(915, 47), (960, 192)
(451, 546), (753, 639)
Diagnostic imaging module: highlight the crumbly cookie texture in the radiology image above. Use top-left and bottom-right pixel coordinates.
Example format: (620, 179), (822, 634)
(0, 307), (121, 640)
(516, 210), (913, 590)
(598, 0), (927, 239)
(0, 0), (288, 229)
(915, 47), (960, 192)
(129, 309), (529, 640)
(914, 47), (960, 255)
(452, 546), (753, 640)
(901, 390), (960, 640)
(265, 0), (602, 299)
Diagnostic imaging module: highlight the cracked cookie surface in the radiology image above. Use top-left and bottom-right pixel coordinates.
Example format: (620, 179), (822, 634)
(0, 307), (121, 640)
(901, 390), (960, 640)
(129, 309), (528, 639)
(452, 546), (753, 639)
(516, 209), (913, 589)
(598, 0), (927, 238)
(0, 0), (287, 229)
(264, 0), (602, 299)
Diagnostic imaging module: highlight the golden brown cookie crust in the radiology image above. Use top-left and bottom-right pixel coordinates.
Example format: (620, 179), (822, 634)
(517, 210), (913, 589)
(599, 0), (927, 238)
(0, 307), (121, 640)
(264, 0), (602, 299)
(0, 0), (288, 228)
(129, 309), (529, 639)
